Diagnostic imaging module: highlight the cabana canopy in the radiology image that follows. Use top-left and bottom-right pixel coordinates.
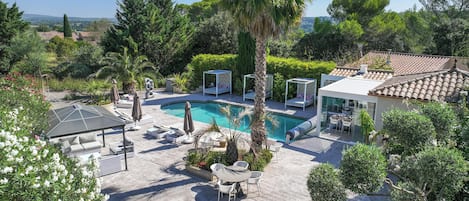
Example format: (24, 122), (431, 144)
(46, 104), (129, 170)
(285, 78), (317, 111)
(243, 74), (273, 101)
(203, 70), (232, 97)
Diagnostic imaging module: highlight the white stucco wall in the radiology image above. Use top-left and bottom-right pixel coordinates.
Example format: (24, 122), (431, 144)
(375, 97), (417, 130)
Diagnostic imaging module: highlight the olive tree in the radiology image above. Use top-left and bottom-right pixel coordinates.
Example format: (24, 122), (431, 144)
(419, 102), (457, 143)
(389, 147), (468, 201)
(340, 144), (387, 194)
(307, 164), (347, 201)
(382, 109), (436, 155)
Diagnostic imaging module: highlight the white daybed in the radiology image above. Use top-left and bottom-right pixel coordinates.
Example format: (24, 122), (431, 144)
(243, 74), (274, 101)
(285, 78), (317, 111)
(203, 70), (232, 97)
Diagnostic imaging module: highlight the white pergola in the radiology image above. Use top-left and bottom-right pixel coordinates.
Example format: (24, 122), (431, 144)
(202, 70), (232, 97)
(243, 74), (273, 101)
(315, 77), (384, 135)
(284, 78), (317, 111)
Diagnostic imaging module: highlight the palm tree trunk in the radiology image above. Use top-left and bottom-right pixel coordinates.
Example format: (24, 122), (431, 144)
(251, 37), (267, 155)
(122, 81), (136, 94)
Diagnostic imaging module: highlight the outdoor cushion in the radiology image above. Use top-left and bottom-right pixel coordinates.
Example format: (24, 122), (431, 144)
(71, 136), (80, 145)
(79, 134), (97, 143)
(61, 140), (71, 153)
(81, 141), (101, 150)
(69, 144), (84, 152)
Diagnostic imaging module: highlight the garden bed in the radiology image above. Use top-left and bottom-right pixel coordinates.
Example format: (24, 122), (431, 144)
(185, 164), (216, 181)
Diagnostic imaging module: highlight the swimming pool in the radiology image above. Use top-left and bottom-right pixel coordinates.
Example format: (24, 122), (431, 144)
(161, 101), (305, 142)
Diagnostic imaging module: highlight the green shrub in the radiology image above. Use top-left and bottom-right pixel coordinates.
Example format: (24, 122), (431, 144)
(307, 164), (347, 201)
(243, 149), (273, 171)
(186, 151), (204, 166)
(187, 54), (335, 95)
(204, 151), (228, 170)
(187, 54), (238, 90)
(272, 73), (286, 102)
(186, 151), (228, 171)
(170, 72), (189, 93)
(48, 77), (89, 93)
(233, 77), (243, 95)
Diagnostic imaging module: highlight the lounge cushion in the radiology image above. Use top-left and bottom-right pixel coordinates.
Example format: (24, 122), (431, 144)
(70, 144), (84, 152)
(81, 141), (101, 150)
(79, 134), (97, 143)
(71, 136), (80, 145)
(61, 140), (71, 153)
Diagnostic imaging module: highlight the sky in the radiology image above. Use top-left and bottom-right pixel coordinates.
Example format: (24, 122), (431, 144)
(3, 0), (423, 18)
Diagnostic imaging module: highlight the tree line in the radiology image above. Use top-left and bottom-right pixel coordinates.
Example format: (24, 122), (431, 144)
(1, 0), (467, 79)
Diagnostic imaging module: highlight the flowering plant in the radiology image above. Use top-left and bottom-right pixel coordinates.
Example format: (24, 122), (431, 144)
(0, 73), (107, 200)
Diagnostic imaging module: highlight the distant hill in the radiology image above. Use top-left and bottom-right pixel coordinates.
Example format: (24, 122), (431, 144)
(23, 14), (116, 24)
(300, 16), (332, 33)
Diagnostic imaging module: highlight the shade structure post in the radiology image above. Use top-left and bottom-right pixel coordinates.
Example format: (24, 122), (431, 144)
(243, 75), (246, 101)
(303, 83), (307, 111)
(123, 126), (128, 170)
(215, 74), (219, 97)
(102, 130), (105, 147)
(284, 80), (289, 109)
(229, 71), (232, 94)
(203, 71), (206, 96)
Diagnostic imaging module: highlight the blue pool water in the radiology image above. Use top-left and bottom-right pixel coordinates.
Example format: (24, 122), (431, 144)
(161, 101), (305, 142)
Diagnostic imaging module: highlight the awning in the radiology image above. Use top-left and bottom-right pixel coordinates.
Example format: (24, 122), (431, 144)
(318, 77), (384, 103)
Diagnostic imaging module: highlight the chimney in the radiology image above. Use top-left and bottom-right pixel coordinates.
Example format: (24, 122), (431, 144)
(386, 49), (392, 65)
(359, 64), (368, 74)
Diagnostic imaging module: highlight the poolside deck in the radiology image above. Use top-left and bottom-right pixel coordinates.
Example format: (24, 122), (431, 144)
(47, 90), (387, 201)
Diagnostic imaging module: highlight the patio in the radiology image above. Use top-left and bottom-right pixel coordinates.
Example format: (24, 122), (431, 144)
(47, 90), (385, 201)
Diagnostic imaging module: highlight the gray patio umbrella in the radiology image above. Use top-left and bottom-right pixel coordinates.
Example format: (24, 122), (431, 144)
(183, 101), (194, 135)
(110, 79), (119, 105)
(131, 93), (142, 130)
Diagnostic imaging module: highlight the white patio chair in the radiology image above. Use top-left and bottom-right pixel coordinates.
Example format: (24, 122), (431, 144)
(233, 161), (249, 170)
(217, 180), (236, 201)
(329, 115), (340, 132)
(247, 171), (263, 196)
(341, 117), (353, 134)
(210, 163), (225, 185)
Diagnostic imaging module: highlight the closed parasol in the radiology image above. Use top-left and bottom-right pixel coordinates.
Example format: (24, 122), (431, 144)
(110, 79), (119, 105)
(131, 93), (142, 130)
(183, 101), (194, 135)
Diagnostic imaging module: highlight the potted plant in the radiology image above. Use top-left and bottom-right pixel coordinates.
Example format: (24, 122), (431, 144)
(219, 105), (252, 164)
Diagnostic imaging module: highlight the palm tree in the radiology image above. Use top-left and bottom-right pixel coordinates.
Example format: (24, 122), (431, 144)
(95, 47), (156, 94)
(221, 0), (307, 155)
(220, 105), (253, 164)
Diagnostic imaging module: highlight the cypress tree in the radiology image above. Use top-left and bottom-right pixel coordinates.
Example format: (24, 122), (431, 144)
(63, 14), (72, 38)
(236, 31), (255, 78)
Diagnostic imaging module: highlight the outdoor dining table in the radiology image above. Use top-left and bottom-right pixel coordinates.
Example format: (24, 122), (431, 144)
(213, 165), (251, 198)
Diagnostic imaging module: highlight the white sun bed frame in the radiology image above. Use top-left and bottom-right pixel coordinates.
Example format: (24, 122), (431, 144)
(203, 70), (232, 97)
(285, 78), (317, 111)
(243, 74), (274, 101)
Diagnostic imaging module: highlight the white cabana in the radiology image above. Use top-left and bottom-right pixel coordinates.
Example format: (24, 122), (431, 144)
(284, 78), (317, 111)
(203, 70), (232, 97)
(243, 74), (273, 101)
(315, 77), (384, 136)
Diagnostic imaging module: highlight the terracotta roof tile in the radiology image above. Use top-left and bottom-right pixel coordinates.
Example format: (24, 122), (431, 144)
(343, 51), (451, 76)
(329, 67), (393, 80)
(369, 68), (469, 102)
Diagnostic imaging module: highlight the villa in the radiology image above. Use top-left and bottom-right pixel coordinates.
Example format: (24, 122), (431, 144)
(316, 51), (469, 140)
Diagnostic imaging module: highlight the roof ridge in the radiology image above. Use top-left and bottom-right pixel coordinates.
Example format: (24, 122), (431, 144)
(371, 70), (445, 91)
(369, 50), (452, 59)
(335, 66), (394, 73)
(371, 67), (469, 92)
(449, 67), (469, 76)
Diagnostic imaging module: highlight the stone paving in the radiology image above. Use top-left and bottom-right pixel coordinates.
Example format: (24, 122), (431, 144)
(47, 90), (387, 201)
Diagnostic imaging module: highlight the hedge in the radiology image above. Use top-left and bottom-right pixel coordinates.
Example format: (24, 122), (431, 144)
(187, 54), (336, 98)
